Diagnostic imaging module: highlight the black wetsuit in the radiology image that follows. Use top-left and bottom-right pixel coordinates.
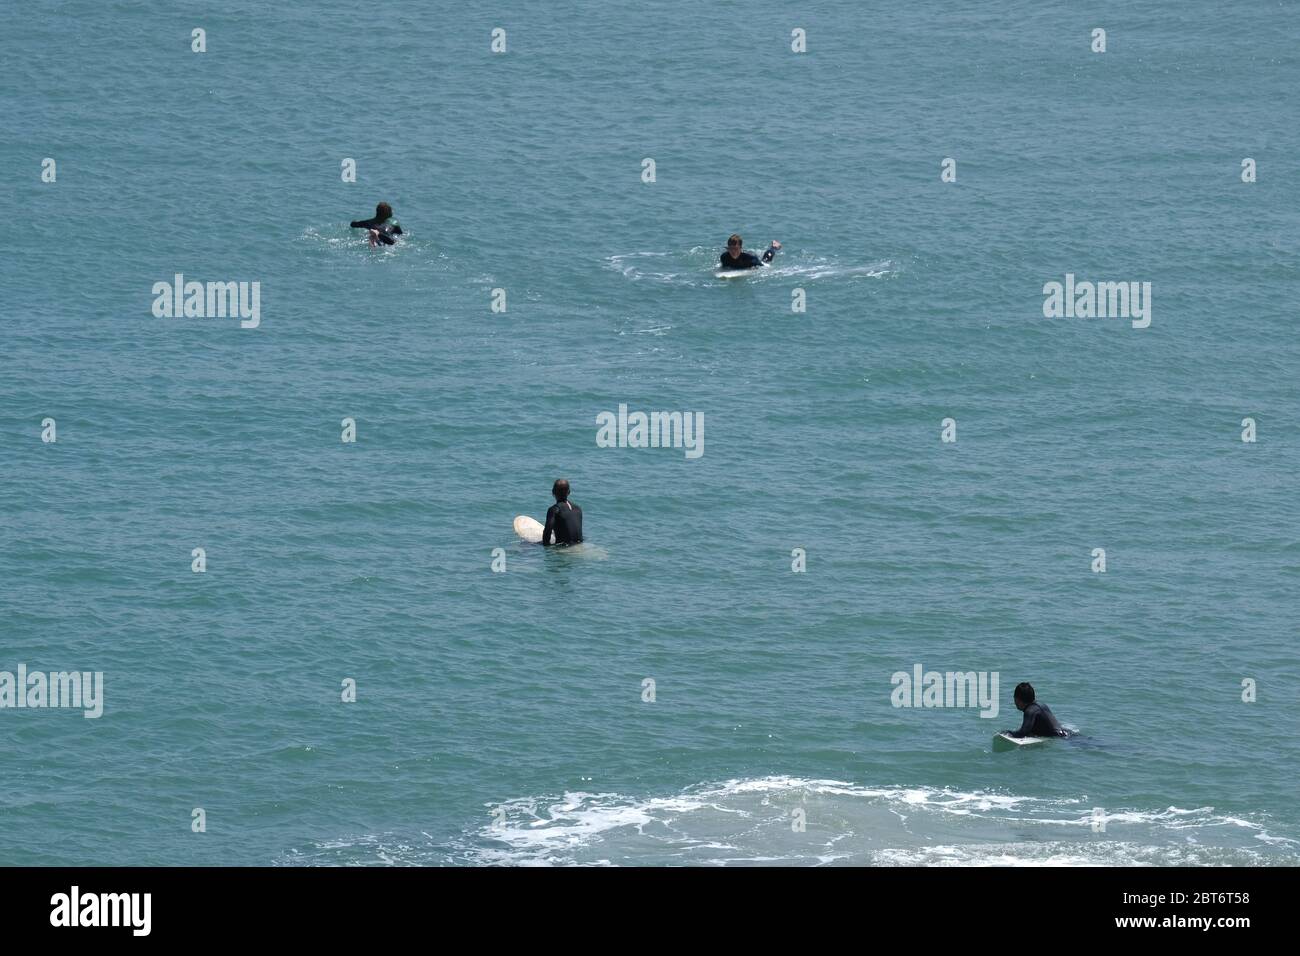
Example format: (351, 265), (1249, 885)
(350, 216), (403, 245)
(542, 499), (583, 545)
(1010, 701), (1068, 738)
(719, 244), (777, 270)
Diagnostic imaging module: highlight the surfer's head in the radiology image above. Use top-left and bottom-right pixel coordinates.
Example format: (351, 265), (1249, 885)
(1013, 682), (1035, 710)
(552, 478), (570, 502)
(375, 202), (393, 220)
(726, 234), (743, 253)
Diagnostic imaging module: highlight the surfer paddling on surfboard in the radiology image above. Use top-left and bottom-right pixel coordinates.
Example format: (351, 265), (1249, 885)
(542, 478), (583, 546)
(1006, 683), (1069, 738)
(720, 234), (780, 270)
(350, 201), (403, 247)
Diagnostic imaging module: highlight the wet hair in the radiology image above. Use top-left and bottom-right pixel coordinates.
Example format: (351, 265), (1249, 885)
(552, 478), (570, 501)
(376, 202), (393, 220)
(1014, 682), (1035, 705)
(727, 234), (743, 248)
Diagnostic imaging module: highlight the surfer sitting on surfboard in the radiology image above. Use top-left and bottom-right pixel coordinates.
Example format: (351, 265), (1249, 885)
(1007, 683), (1069, 738)
(720, 234), (780, 270)
(350, 202), (403, 247)
(542, 478), (583, 546)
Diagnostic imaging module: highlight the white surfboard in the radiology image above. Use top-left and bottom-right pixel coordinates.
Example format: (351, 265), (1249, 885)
(513, 515), (544, 544)
(993, 732), (1050, 752)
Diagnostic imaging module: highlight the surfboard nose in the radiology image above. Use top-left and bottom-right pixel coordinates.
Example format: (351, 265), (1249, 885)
(513, 515), (544, 543)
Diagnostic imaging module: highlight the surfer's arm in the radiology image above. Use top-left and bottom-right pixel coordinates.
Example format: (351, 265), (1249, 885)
(760, 240), (781, 264)
(1007, 710), (1034, 738)
(350, 217), (396, 231)
(541, 508), (555, 546)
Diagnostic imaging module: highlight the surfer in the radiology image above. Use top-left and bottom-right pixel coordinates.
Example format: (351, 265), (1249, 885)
(350, 202), (403, 247)
(720, 234), (780, 270)
(542, 478), (583, 546)
(1007, 683), (1069, 738)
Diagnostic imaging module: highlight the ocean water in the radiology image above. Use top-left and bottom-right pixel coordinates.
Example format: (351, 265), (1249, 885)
(2, 0), (1298, 866)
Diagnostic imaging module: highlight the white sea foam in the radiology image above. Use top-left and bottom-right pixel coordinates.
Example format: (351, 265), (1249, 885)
(605, 249), (898, 287)
(456, 775), (1300, 867)
(278, 777), (1298, 868)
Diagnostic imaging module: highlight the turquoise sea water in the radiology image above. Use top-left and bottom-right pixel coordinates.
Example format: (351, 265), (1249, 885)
(2, 1), (1298, 865)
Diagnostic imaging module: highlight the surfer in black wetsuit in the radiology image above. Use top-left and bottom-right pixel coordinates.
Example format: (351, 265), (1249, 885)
(542, 478), (583, 546)
(1008, 683), (1069, 738)
(720, 234), (781, 270)
(350, 202), (403, 247)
